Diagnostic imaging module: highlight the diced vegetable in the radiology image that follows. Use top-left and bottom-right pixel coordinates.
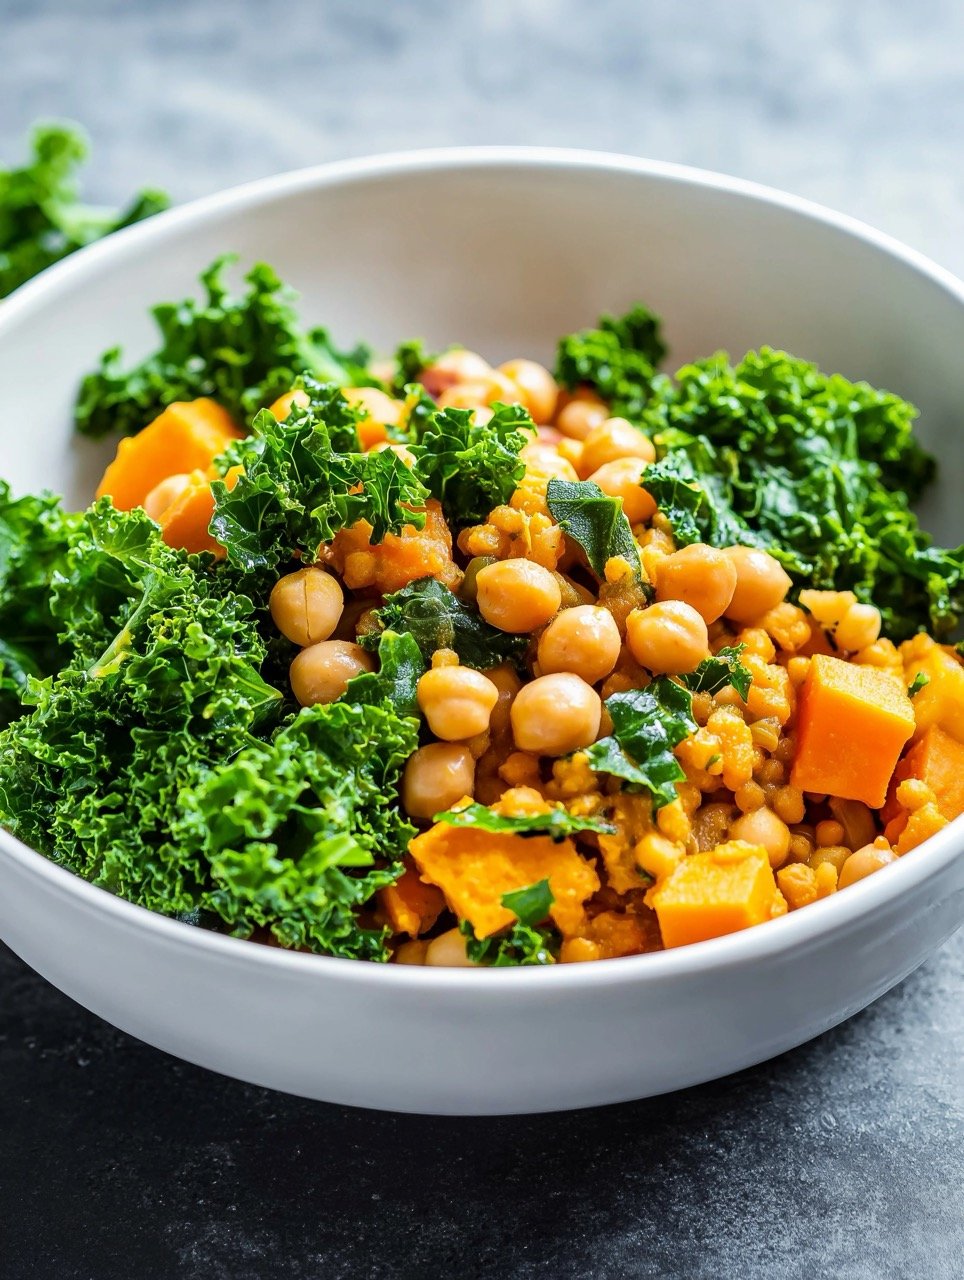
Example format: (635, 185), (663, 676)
(408, 821), (599, 939)
(378, 857), (446, 937)
(646, 841), (786, 948)
(902, 641), (964, 743)
(791, 654), (915, 808)
(95, 398), (241, 511)
(884, 726), (964, 824)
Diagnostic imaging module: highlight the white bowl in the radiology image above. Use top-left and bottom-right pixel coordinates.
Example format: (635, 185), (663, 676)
(1, 148), (962, 1115)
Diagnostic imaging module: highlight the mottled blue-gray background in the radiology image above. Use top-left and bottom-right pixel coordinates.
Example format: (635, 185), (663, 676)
(1, 2), (962, 1278)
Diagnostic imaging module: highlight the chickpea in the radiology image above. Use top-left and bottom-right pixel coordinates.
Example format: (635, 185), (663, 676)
(437, 370), (519, 412)
(290, 640), (374, 706)
(579, 417), (656, 477)
(417, 665), (499, 740)
(625, 601), (709, 675)
(537, 605), (621, 684)
(520, 441), (579, 481)
(342, 385), (403, 428)
(420, 348), (492, 397)
(837, 841), (897, 890)
(484, 663), (523, 736)
(510, 673), (602, 756)
(834, 603), (882, 652)
(394, 940), (429, 965)
(588, 458), (657, 525)
(424, 928), (476, 967)
(723, 547), (792, 623)
(476, 559), (562, 633)
(556, 395), (608, 441)
(270, 567), (344, 647)
(498, 359), (558, 423)
(655, 544), (738, 623)
(143, 472), (193, 521)
(730, 807), (791, 867)
(403, 743), (476, 819)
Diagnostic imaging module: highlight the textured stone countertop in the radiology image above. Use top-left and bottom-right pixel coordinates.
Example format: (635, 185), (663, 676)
(0, 2), (962, 1276)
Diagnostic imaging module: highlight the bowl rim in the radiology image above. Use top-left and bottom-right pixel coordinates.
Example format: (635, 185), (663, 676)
(1, 143), (962, 991)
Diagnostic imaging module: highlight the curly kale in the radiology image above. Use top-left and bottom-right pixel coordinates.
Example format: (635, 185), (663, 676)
(0, 121), (168, 300)
(644, 348), (962, 639)
(555, 303), (667, 421)
(74, 256), (377, 438)
(413, 403), (532, 528)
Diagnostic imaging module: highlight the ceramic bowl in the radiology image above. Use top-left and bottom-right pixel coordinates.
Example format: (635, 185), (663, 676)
(1, 148), (961, 1114)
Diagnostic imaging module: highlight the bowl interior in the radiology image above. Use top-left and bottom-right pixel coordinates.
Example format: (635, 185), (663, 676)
(1, 151), (962, 545)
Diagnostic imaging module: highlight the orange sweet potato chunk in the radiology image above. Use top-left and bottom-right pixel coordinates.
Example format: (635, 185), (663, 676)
(95, 398), (242, 511)
(157, 464), (243, 557)
(329, 499), (461, 595)
(378, 857), (446, 938)
(791, 654), (914, 808)
(408, 822), (599, 939)
(884, 726), (964, 824)
(647, 841), (786, 949)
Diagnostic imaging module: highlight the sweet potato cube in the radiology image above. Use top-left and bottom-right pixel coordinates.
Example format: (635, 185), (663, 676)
(96, 398), (241, 511)
(647, 841), (785, 949)
(904, 645), (964, 744)
(157, 464), (243, 557)
(791, 654), (914, 808)
(885, 726), (964, 824)
(378, 857), (446, 937)
(408, 823), (599, 939)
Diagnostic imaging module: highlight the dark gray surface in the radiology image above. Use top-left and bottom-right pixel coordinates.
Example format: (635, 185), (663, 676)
(1, 1), (963, 1276)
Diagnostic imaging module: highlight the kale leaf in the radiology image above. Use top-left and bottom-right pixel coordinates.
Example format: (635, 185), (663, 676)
(177, 701), (418, 959)
(413, 403), (531, 528)
(644, 348), (962, 639)
(434, 801), (614, 842)
(583, 679), (694, 810)
(462, 879), (559, 966)
(683, 645), (753, 699)
(0, 121), (168, 300)
(555, 304), (667, 421)
(546, 477), (643, 579)
(74, 256), (377, 438)
(360, 577), (528, 670)
(210, 388), (428, 572)
(342, 630), (424, 719)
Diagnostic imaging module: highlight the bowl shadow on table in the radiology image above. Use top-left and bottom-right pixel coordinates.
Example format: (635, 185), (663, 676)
(3, 940), (961, 1280)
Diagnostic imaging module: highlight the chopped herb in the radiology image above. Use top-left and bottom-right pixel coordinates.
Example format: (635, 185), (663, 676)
(683, 645), (752, 699)
(434, 801), (614, 843)
(360, 577), (528, 670)
(908, 672), (929, 698)
(546, 478), (643, 580)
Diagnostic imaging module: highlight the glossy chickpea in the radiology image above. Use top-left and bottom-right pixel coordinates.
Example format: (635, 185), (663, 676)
(475, 559), (562, 633)
(723, 547), (792, 623)
(420, 348), (492, 397)
(834, 603), (882, 652)
(484, 663), (523, 736)
(424, 928), (476, 967)
(143, 472), (192, 521)
(555, 394), (608, 441)
(289, 640), (374, 707)
(537, 605), (621, 684)
(730, 807), (791, 868)
(436, 370), (518, 411)
(402, 743), (476, 819)
(520, 442), (579, 481)
(579, 417), (656, 477)
(625, 601), (709, 675)
(510, 673), (602, 756)
(270, 567), (344, 647)
(655, 543), (738, 623)
(498, 359), (558, 423)
(837, 841), (897, 890)
(417, 665), (499, 741)
(588, 458), (657, 524)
